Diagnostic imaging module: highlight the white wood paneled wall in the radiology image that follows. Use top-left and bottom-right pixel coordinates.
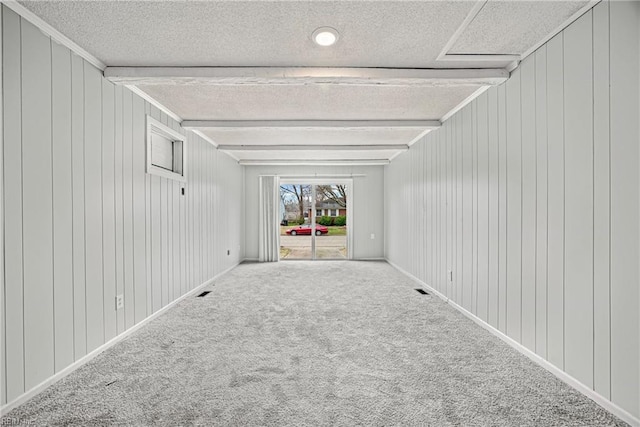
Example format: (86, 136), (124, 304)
(1, 6), (244, 406)
(385, 1), (639, 419)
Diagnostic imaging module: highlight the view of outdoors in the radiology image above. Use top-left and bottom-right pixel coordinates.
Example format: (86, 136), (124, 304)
(279, 184), (347, 260)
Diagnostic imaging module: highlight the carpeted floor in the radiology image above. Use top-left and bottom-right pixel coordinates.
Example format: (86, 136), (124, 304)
(2, 261), (628, 426)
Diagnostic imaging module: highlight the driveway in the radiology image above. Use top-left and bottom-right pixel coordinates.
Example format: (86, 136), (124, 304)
(280, 235), (346, 247)
(280, 235), (347, 259)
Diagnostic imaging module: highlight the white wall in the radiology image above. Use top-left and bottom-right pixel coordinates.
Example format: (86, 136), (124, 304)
(244, 165), (384, 260)
(385, 1), (639, 420)
(1, 5), (243, 407)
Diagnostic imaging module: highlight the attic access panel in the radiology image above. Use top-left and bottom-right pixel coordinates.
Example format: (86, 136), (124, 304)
(447, 0), (592, 56)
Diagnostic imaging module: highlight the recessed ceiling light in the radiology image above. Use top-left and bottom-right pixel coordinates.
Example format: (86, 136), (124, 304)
(312, 27), (339, 47)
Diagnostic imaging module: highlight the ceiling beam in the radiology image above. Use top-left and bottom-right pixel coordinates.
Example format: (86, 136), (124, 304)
(218, 144), (408, 151)
(104, 67), (509, 87)
(237, 159), (391, 166)
(182, 120), (440, 130)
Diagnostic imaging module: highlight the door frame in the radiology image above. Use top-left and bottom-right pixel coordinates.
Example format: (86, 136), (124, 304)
(279, 178), (353, 260)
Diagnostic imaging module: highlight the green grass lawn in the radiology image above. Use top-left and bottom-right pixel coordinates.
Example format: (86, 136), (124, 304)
(280, 225), (347, 236)
(326, 226), (346, 236)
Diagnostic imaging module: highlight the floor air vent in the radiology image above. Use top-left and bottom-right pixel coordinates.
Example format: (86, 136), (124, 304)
(415, 289), (429, 295)
(197, 291), (211, 298)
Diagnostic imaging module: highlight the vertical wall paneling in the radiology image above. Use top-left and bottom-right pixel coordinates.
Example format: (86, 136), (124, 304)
(448, 118), (453, 297)
(0, 6), (4, 405)
(0, 5), (4, 406)
(189, 135), (196, 288)
(471, 102), (478, 315)
(169, 121), (180, 298)
(442, 109), (450, 292)
(196, 135), (202, 285)
(505, 68), (522, 342)
(173, 168), (180, 300)
(384, 0), (640, 419)
(210, 144), (216, 278)
(423, 137), (429, 284)
(3, 7), (24, 401)
(102, 79), (117, 343)
(187, 133), (194, 290)
(180, 138), (186, 296)
(114, 85), (125, 335)
(426, 131), (432, 287)
(520, 55), (537, 352)
(609, 0), (639, 416)
(487, 88), (499, 329)
(167, 177), (173, 303)
(457, 112), (464, 305)
(144, 102), (153, 315)
(420, 140), (425, 282)
(592, 0), (611, 399)
(83, 62), (104, 353)
(545, 32), (565, 369)
(51, 40), (74, 372)
(70, 52), (87, 361)
(433, 129), (438, 292)
(497, 83), (507, 334)
(444, 119), (450, 296)
(200, 137), (206, 281)
(563, 11), (594, 387)
(132, 95), (147, 323)
(150, 106), (164, 310)
(476, 92), (489, 322)
(161, 175), (168, 307)
(203, 141), (209, 281)
(2, 11), (244, 409)
(161, 176), (168, 307)
(170, 176), (176, 301)
(534, 46), (549, 359)
(122, 89), (134, 329)
(21, 19), (54, 389)
(412, 145), (418, 277)
(430, 132), (436, 289)
(151, 174), (161, 312)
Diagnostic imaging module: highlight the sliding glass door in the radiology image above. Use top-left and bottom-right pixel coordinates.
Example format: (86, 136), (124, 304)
(279, 181), (350, 260)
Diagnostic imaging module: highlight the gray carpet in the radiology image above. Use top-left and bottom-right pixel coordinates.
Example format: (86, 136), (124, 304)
(2, 261), (627, 426)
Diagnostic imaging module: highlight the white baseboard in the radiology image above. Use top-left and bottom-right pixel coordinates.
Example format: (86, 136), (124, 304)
(0, 262), (240, 416)
(385, 259), (640, 427)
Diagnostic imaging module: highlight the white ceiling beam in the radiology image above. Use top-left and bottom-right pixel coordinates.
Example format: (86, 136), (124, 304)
(238, 159), (390, 166)
(218, 144), (408, 151)
(104, 67), (509, 87)
(182, 120), (440, 130)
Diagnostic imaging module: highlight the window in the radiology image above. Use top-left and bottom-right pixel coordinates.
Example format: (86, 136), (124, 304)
(146, 116), (186, 181)
(316, 209), (322, 216)
(330, 209), (337, 217)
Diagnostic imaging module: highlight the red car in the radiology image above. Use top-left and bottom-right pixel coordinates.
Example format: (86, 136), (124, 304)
(286, 224), (328, 236)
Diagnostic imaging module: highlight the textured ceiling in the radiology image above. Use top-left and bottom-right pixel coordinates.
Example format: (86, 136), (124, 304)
(20, 0), (481, 68)
(138, 84), (481, 121)
(449, 1), (590, 55)
(18, 0), (597, 163)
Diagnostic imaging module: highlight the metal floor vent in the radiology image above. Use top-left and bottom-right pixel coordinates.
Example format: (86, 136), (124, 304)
(415, 289), (429, 295)
(197, 291), (211, 298)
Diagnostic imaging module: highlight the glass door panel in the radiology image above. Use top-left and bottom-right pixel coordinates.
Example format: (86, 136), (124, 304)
(279, 184), (313, 259)
(314, 184), (348, 260)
